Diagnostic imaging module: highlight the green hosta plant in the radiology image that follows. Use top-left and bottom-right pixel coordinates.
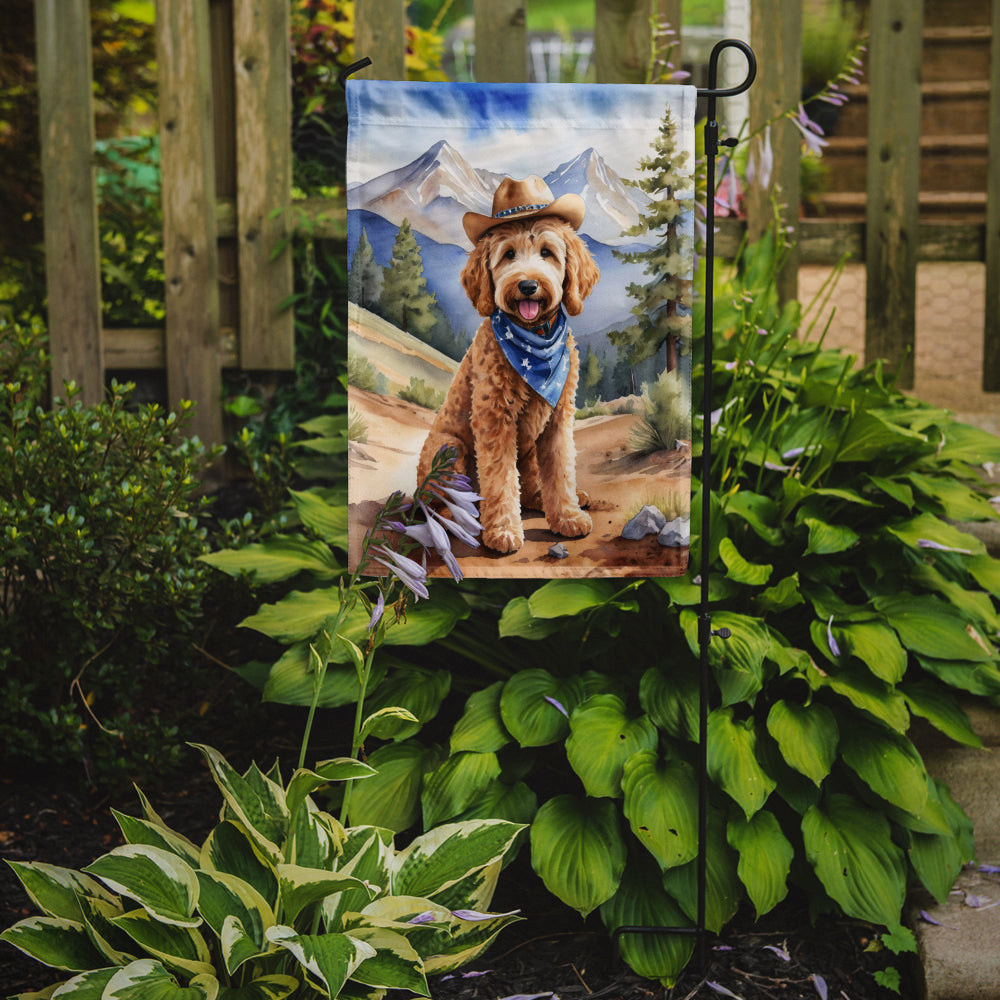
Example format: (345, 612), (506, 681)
(1, 744), (523, 999)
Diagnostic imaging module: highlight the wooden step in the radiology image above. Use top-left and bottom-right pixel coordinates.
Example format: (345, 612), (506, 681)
(822, 134), (989, 193)
(922, 25), (993, 83)
(922, 0), (992, 28)
(813, 190), (987, 222)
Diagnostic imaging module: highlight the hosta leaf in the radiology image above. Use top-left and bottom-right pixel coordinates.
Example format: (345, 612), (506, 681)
(277, 865), (374, 925)
(886, 512), (985, 557)
(322, 829), (393, 931)
(362, 667), (451, 740)
(680, 611), (770, 706)
(347, 740), (442, 832)
(360, 706), (421, 742)
(530, 795), (626, 917)
(46, 967), (117, 998)
(724, 490), (784, 546)
(288, 488), (348, 547)
(916, 655), (1000, 697)
(765, 701), (838, 786)
(909, 828), (965, 905)
(200, 535), (340, 584)
(195, 871), (273, 973)
(421, 751), (502, 828)
(834, 621), (907, 684)
(808, 661), (910, 732)
(450, 682), (511, 754)
(103, 959), (218, 1000)
(0, 916), (106, 971)
(499, 670), (585, 747)
(112, 813), (201, 868)
(621, 751), (699, 870)
(599, 853), (694, 987)
(727, 811), (793, 917)
(265, 926), (375, 997)
(260, 643), (386, 709)
(83, 846), (200, 928)
(707, 708), (776, 818)
(718, 537), (772, 586)
(5, 862), (117, 923)
(216, 975), (299, 1000)
(639, 665), (699, 742)
(526, 579), (618, 618)
(393, 820), (524, 901)
(111, 909), (214, 978)
(423, 907), (522, 974)
(802, 794), (906, 926)
(967, 553), (1000, 597)
(76, 895), (135, 966)
(497, 596), (564, 639)
(803, 517), (859, 556)
(285, 759), (376, 822)
(755, 573), (805, 614)
(906, 472), (998, 521)
(566, 695), (658, 798)
(200, 822), (278, 910)
(901, 680), (982, 748)
(661, 811), (741, 933)
(875, 594), (995, 662)
(453, 779), (538, 827)
(838, 718), (928, 816)
(834, 410), (926, 463)
(345, 926), (428, 994)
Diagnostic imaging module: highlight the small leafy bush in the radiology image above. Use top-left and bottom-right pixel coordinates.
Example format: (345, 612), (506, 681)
(398, 377), (445, 412)
(630, 367), (691, 454)
(1, 743), (523, 998)
(0, 318), (219, 782)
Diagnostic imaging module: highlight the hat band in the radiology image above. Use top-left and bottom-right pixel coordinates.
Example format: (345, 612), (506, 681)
(493, 202), (550, 219)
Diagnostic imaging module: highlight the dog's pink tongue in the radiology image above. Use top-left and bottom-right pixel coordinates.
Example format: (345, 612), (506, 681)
(518, 300), (540, 322)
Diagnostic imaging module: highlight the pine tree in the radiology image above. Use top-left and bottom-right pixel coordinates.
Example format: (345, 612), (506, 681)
(379, 219), (437, 339)
(609, 105), (695, 371)
(348, 227), (383, 310)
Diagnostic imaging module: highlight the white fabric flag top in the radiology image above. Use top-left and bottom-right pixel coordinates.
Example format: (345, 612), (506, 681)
(346, 81), (697, 579)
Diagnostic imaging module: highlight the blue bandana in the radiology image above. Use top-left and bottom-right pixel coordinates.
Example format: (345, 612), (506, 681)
(491, 307), (571, 408)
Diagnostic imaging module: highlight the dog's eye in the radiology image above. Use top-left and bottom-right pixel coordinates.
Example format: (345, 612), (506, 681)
(504, 249), (516, 260)
(540, 247), (553, 258)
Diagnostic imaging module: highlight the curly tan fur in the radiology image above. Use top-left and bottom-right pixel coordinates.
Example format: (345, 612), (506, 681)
(417, 218), (600, 554)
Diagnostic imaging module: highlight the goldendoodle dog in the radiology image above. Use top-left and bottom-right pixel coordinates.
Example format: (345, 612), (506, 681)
(417, 175), (600, 554)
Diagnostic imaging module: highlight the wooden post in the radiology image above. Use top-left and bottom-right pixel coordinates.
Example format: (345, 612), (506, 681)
(864, 0), (923, 389)
(157, 0), (223, 444)
(983, 0), (1000, 391)
(594, 0), (655, 84)
(355, 0), (406, 80)
(747, 0), (801, 305)
(233, 0), (294, 369)
(34, 0), (104, 405)
(474, 0), (527, 83)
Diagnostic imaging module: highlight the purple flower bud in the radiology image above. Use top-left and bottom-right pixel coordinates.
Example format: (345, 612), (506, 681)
(544, 695), (569, 717)
(827, 616), (841, 658)
(367, 590), (385, 631)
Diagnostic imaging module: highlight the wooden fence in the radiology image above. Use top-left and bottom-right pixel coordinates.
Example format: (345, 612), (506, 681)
(33, 0), (1000, 445)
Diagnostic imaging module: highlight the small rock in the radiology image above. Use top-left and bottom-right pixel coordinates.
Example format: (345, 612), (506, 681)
(659, 516), (690, 548)
(548, 543), (569, 559)
(622, 504), (667, 540)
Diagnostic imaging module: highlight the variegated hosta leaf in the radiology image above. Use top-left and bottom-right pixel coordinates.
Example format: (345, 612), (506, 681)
(529, 795), (626, 917)
(802, 793), (906, 926)
(4, 861), (118, 922)
(102, 958), (218, 999)
(200, 822), (278, 910)
(288, 802), (343, 871)
(499, 670), (585, 747)
(190, 745), (287, 863)
(46, 966), (118, 997)
(727, 810), (793, 918)
(421, 907), (522, 975)
(0, 916), (107, 971)
(110, 908), (214, 978)
(661, 811), (742, 934)
(83, 846), (200, 928)
(450, 681), (511, 754)
(195, 871), (274, 973)
(111, 810), (202, 868)
(323, 829), (393, 931)
(265, 926), (376, 998)
(214, 973), (299, 999)
(420, 751), (502, 829)
(77, 894), (136, 966)
(276, 864), (376, 925)
(706, 707), (776, 819)
(566, 695), (658, 799)
(599, 854), (694, 987)
(765, 700), (838, 786)
(425, 859), (501, 916)
(621, 751), (699, 871)
(285, 760), (376, 823)
(345, 926), (429, 995)
(391, 820), (524, 901)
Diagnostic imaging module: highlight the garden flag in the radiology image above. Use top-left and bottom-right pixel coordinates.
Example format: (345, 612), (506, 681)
(346, 80), (696, 579)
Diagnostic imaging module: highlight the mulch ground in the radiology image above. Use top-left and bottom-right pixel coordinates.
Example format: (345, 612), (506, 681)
(0, 741), (913, 1000)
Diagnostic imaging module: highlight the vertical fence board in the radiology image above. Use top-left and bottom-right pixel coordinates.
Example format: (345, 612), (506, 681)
(984, 0), (1000, 390)
(474, 0), (526, 82)
(233, 0), (294, 369)
(594, 0), (656, 83)
(34, 0), (103, 404)
(157, 0), (223, 444)
(355, 0), (406, 80)
(865, 0), (923, 389)
(747, 0), (801, 303)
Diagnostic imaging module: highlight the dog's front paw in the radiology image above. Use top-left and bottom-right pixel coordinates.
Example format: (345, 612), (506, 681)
(577, 490), (590, 509)
(483, 524), (524, 554)
(550, 508), (592, 538)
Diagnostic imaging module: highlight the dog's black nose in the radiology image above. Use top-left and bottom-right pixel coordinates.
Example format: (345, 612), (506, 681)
(518, 280), (538, 297)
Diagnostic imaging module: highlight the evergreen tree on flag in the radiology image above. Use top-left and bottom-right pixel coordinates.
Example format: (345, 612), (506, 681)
(379, 218), (438, 339)
(349, 227), (383, 311)
(609, 105), (695, 371)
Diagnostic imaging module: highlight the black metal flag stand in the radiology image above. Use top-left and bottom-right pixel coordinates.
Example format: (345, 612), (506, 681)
(340, 38), (758, 974)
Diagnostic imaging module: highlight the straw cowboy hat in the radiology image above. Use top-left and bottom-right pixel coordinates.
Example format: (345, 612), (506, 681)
(463, 175), (586, 244)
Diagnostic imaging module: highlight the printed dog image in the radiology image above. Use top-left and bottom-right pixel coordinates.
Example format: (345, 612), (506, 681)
(417, 176), (600, 554)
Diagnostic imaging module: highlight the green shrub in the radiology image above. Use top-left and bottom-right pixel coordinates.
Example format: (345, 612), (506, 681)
(398, 377), (445, 411)
(1, 743), (524, 997)
(630, 367), (691, 454)
(0, 318), (220, 783)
